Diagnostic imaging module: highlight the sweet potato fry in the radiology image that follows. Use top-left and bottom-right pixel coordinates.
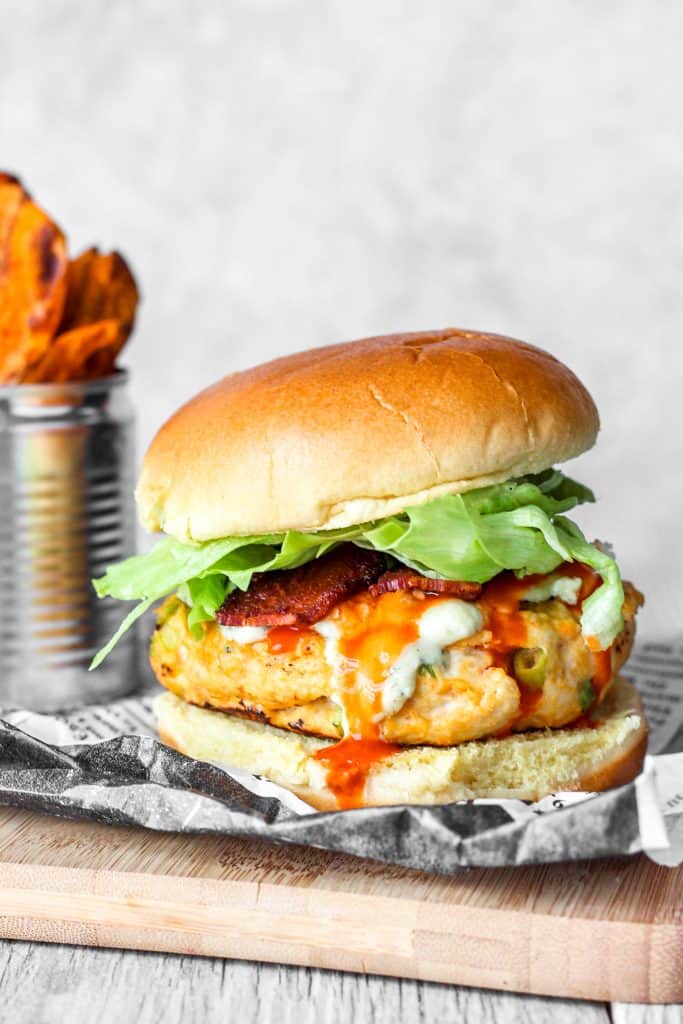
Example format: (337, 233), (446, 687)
(59, 247), (139, 339)
(0, 173), (68, 383)
(22, 320), (124, 383)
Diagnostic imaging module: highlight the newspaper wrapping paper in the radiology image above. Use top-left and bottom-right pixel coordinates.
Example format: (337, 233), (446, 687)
(0, 640), (681, 873)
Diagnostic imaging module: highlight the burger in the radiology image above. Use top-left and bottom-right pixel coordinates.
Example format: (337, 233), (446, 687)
(93, 329), (646, 811)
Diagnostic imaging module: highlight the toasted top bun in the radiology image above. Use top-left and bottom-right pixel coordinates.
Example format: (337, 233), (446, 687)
(137, 329), (599, 541)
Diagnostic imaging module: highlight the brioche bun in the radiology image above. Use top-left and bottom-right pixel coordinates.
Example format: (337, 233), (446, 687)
(155, 675), (646, 811)
(137, 329), (599, 542)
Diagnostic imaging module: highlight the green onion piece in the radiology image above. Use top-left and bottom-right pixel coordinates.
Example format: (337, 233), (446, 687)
(578, 679), (596, 712)
(512, 647), (548, 689)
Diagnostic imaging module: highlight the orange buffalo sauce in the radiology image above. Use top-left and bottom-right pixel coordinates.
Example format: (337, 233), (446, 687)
(312, 564), (615, 807)
(314, 737), (402, 809)
(313, 590), (439, 809)
(553, 563), (614, 696)
(478, 572), (533, 659)
(478, 562), (614, 735)
(591, 648), (613, 692)
(479, 572), (541, 730)
(266, 625), (308, 655)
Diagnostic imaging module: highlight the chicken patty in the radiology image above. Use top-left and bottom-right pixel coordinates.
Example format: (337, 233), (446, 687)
(150, 580), (640, 746)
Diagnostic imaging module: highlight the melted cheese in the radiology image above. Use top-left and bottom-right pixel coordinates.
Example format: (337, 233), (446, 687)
(313, 617), (350, 734)
(313, 591), (483, 736)
(382, 600), (484, 716)
(218, 624), (269, 644)
(523, 575), (581, 605)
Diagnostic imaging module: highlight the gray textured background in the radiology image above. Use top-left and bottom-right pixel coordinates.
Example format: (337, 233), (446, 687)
(2, 0), (682, 635)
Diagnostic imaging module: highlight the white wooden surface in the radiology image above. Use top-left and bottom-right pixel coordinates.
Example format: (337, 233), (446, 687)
(0, 942), (610, 1023)
(1, 941), (682, 1024)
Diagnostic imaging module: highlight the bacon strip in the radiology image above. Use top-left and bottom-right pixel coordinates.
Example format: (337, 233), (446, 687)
(369, 570), (482, 600)
(217, 545), (385, 628)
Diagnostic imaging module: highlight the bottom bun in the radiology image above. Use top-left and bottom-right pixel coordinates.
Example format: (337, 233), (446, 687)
(155, 675), (648, 811)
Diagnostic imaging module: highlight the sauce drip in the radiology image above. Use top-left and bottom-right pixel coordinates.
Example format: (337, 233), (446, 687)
(314, 737), (402, 809)
(478, 573), (532, 662)
(312, 563), (614, 806)
(591, 648), (613, 693)
(553, 563), (614, 695)
(478, 573), (542, 726)
(266, 626), (309, 654)
(480, 563), (614, 728)
(314, 590), (440, 808)
(336, 592), (423, 737)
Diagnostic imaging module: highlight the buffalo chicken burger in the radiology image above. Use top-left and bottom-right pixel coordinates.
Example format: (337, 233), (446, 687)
(93, 330), (646, 810)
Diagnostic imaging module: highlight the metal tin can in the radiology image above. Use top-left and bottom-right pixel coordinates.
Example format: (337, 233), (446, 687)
(0, 371), (139, 710)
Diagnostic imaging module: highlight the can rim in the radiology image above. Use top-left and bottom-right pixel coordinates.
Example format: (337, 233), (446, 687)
(0, 367), (129, 398)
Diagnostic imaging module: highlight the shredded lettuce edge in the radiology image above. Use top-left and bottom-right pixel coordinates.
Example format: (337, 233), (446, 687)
(90, 469), (624, 668)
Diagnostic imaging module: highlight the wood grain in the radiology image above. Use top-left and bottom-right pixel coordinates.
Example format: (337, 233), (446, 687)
(612, 1009), (683, 1024)
(0, 805), (680, 1004)
(0, 939), (614, 1024)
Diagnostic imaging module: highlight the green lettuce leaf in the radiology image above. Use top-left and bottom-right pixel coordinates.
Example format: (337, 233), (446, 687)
(91, 469), (623, 667)
(553, 516), (625, 650)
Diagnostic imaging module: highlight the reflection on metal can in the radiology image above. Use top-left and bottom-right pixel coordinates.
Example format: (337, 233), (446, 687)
(0, 371), (139, 710)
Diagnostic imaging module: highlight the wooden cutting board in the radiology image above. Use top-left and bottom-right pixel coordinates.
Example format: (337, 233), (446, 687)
(0, 805), (680, 1003)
